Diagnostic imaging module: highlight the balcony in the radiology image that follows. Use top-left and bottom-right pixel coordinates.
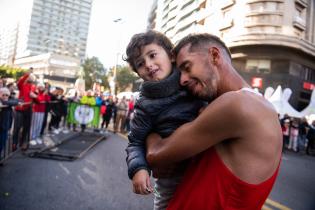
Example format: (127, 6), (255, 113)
(247, 0), (284, 3)
(221, 0), (235, 10)
(293, 16), (306, 31)
(219, 19), (234, 31)
(197, 7), (214, 22)
(244, 14), (282, 28)
(295, 0), (307, 8)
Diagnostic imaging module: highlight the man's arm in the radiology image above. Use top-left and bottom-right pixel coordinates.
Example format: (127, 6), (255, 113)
(146, 92), (244, 167)
(17, 72), (30, 89)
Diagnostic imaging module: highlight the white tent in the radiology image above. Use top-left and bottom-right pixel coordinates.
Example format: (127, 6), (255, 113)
(300, 89), (315, 116)
(281, 88), (303, 118)
(266, 85), (303, 118)
(267, 85), (283, 114)
(300, 89), (315, 123)
(264, 87), (274, 100)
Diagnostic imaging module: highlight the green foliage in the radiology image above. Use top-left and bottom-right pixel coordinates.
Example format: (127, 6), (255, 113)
(116, 65), (139, 93)
(81, 57), (108, 90)
(81, 58), (139, 94)
(0, 65), (26, 80)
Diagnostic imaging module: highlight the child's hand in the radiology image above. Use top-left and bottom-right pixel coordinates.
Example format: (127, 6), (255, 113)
(132, 169), (153, 195)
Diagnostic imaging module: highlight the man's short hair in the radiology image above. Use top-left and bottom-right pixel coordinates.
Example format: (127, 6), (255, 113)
(124, 30), (173, 72)
(173, 33), (232, 61)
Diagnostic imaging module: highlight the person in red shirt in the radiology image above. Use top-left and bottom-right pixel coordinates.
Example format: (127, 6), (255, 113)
(30, 83), (50, 145)
(146, 34), (282, 209)
(12, 69), (37, 151)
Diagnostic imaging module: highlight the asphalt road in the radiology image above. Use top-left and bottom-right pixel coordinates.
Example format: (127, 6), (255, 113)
(0, 132), (153, 210)
(268, 150), (315, 210)
(1, 131), (315, 210)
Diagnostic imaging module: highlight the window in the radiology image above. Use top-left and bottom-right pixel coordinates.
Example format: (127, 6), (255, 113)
(245, 59), (271, 74)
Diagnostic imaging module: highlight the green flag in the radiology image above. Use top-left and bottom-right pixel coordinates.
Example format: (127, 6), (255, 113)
(67, 102), (100, 127)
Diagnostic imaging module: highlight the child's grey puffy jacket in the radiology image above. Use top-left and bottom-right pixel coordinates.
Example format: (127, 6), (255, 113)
(125, 69), (205, 179)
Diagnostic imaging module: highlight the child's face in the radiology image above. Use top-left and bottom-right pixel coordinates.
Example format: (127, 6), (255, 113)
(135, 43), (172, 81)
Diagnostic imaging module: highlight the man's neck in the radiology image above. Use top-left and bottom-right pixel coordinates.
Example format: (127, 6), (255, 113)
(217, 67), (249, 96)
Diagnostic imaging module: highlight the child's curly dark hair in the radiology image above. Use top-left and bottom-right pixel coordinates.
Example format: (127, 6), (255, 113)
(124, 30), (173, 72)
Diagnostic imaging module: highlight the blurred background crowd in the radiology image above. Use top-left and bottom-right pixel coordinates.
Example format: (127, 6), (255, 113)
(281, 114), (315, 155)
(0, 71), (136, 163)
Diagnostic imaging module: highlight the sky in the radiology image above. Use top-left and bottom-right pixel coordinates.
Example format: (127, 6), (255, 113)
(0, 0), (154, 69)
(86, 0), (154, 69)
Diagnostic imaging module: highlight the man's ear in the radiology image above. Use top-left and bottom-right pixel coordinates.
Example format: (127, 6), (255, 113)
(209, 47), (220, 64)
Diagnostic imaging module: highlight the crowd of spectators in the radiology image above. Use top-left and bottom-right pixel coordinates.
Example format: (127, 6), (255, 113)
(0, 71), (135, 162)
(2, 69), (314, 162)
(281, 114), (315, 155)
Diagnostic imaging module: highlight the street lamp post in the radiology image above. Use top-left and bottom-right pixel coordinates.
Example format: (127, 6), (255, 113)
(112, 18), (124, 96)
(113, 52), (120, 96)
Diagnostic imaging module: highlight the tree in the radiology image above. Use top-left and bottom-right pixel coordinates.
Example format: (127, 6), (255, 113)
(115, 65), (139, 93)
(81, 57), (107, 89)
(0, 65), (26, 80)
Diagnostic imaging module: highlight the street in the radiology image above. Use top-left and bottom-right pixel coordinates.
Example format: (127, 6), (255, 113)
(269, 150), (315, 210)
(0, 132), (153, 210)
(0, 132), (314, 210)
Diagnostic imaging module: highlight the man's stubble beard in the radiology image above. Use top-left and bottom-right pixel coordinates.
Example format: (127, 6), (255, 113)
(187, 78), (216, 102)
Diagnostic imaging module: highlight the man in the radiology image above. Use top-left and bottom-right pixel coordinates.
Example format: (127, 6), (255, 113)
(114, 96), (128, 133)
(12, 69), (37, 151)
(146, 33), (282, 209)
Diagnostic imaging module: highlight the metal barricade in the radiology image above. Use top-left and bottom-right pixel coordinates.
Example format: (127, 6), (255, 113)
(0, 100), (102, 165)
(0, 104), (16, 164)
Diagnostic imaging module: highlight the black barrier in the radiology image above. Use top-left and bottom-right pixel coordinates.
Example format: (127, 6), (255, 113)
(0, 104), (15, 164)
(0, 100), (68, 164)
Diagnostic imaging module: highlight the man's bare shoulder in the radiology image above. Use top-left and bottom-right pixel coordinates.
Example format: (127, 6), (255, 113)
(215, 90), (277, 117)
(214, 90), (282, 183)
(205, 89), (279, 136)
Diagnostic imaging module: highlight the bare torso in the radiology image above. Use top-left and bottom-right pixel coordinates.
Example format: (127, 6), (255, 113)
(146, 89), (283, 184)
(215, 90), (282, 184)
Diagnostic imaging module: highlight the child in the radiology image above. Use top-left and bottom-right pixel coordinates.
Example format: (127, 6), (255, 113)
(124, 30), (205, 210)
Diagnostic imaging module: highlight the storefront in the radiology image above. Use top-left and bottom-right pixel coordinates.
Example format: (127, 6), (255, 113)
(231, 45), (315, 111)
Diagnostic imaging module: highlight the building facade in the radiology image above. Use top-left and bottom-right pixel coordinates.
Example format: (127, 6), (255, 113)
(0, 24), (19, 65)
(149, 0), (315, 110)
(0, 0), (92, 89)
(14, 53), (80, 90)
(15, 0), (92, 61)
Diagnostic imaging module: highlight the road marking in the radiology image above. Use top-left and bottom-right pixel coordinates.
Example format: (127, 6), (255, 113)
(265, 199), (291, 210)
(262, 205), (273, 210)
